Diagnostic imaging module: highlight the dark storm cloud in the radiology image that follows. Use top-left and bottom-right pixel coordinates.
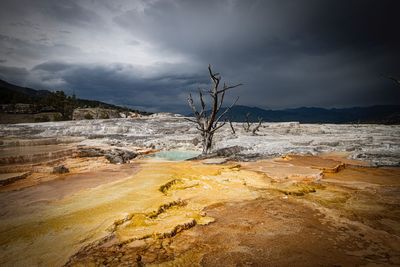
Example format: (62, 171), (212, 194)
(114, 0), (399, 60)
(113, 0), (400, 110)
(31, 61), (208, 113)
(40, 1), (103, 26)
(0, 34), (83, 66)
(1, 0), (103, 27)
(0, 65), (29, 84)
(0, 0), (399, 113)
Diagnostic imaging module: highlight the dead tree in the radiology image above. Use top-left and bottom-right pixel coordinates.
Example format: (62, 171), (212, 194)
(228, 119), (236, 135)
(252, 117), (263, 135)
(243, 113), (263, 135)
(243, 113), (252, 132)
(186, 65), (241, 154)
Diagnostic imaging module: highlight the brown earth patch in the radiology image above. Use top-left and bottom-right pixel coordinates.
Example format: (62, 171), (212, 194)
(68, 194), (400, 266)
(67, 159), (400, 267)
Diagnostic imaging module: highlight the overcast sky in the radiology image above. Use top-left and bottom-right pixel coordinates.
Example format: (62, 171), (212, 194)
(0, 0), (399, 113)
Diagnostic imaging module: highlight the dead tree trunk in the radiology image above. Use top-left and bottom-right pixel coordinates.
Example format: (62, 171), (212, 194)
(243, 113), (263, 135)
(186, 65), (241, 154)
(243, 113), (252, 132)
(252, 117), (263, 135)
(228, 119), (236, 135)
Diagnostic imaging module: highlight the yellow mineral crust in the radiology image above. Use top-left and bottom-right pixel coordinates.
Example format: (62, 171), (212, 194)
(0, 160), (267, 267)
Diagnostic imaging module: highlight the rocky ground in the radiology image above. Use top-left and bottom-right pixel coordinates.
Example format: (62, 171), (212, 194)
(1, 116), (399, 165)
(0, 115), (399, 266)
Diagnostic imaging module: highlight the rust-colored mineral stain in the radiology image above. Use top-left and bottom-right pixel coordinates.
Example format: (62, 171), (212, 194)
(277, 154), (346, 172)
(324, 165), (400, 185)
(241, 159), (323, 181)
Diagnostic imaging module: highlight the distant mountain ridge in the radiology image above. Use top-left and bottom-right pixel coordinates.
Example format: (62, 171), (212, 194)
(0, 79), (151, 116)
(0, 79), (53, 96)
(2, 79), (399, 124)
(193, 105), (400, 124)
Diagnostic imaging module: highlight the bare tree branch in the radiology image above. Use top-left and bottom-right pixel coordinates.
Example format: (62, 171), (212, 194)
(198, 89), (206, 117)
(208, 64), (220, 85)
(184, 117), (200, 124)
(187, 94), (199, 118)
(243, 113), (252, 132)
(252, 117), (263, 135)
(196, 126), (207, 132)
(217, 83), (243, 94)
(218, 89), (226, 110)
(187, 65), (241, 154)
(228, 119), (236, 134)
(211, 120), (226, 133)
(214, 96), (239, 126)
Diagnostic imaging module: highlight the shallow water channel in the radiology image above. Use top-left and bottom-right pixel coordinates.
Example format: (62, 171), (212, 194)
(149, 150), (201, 161)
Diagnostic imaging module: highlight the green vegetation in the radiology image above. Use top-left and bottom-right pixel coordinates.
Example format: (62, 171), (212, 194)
(39, 90), (77, 120)
(34, 115), (50, 123)
(84, 113), (94, 120)
(0, 79), (152, 120)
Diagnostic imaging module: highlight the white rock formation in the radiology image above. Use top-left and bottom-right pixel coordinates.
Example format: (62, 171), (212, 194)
(0, 115), (399, 166)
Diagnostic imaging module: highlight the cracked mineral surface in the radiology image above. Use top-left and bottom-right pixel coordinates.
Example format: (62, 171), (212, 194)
(0, 116), (399, 266)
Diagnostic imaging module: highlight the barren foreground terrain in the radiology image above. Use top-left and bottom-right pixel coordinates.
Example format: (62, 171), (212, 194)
(0, 116), (399, 266)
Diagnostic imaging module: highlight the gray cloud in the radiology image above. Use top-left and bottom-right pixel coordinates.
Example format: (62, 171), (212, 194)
(0, 65), (29, 85)
(0, 34), (84, 68)
(31, 61), (208, 113)
(0, 0), (399, 113)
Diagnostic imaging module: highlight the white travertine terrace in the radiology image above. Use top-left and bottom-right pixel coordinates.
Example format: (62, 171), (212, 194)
(0, 115), (399, 166)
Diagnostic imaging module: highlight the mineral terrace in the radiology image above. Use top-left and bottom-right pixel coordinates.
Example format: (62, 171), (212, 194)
(0, 115), (399, 266)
